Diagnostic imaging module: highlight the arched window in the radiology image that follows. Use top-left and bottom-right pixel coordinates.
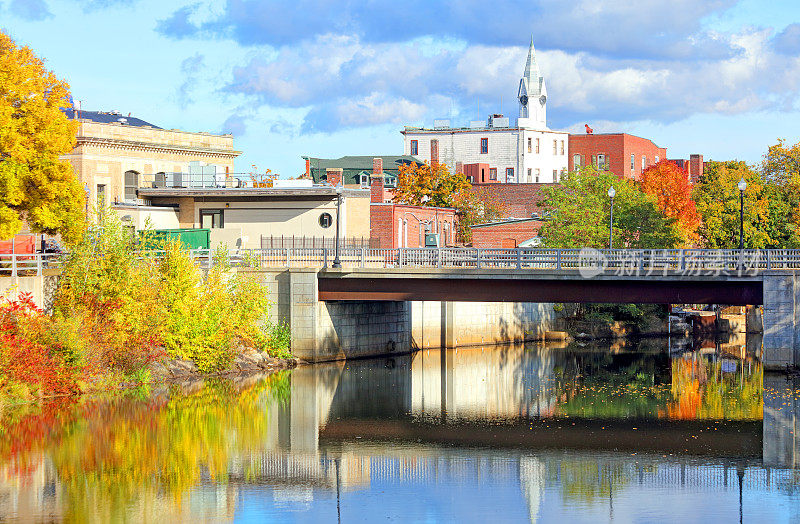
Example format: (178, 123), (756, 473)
(124, 170), (140, 202)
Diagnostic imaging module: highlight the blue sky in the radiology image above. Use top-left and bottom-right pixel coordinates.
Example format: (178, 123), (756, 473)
(4, 0), (800, 177)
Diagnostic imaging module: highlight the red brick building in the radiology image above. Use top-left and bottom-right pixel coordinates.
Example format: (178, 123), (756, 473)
(471, 218), (543, 248)
(568, 133), (667, 180)
(667, 154), (705, 183)
(369, 158), (457, 248)
(470, 183), (554, 219)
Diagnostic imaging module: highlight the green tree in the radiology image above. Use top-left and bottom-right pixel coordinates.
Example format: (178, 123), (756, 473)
(0, 31), (85, 242)
(538, 166), (680, 248)
(693, 161), (773, 248)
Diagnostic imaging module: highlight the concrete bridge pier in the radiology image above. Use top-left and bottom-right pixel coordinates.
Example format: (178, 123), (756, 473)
(277, 268), (411, 362)
(762, 273), (800, 369)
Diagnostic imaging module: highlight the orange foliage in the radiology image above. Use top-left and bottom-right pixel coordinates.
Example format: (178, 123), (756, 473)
(640, 161), (701, 246)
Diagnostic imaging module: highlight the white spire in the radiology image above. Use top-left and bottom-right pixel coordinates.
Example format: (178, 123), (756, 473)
(518, 36), (547, 128)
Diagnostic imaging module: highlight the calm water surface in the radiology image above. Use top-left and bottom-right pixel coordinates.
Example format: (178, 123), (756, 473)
(2, 340), (800, 523)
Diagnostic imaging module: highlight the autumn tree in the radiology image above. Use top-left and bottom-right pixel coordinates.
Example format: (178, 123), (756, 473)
(760, 140), (800, 246)
(0, 31), (85, 242)
(639, 161), (701, 246)
(538, 166), (680, 249)
(693, 161), (773, 248)
(394, 161), (503, 243)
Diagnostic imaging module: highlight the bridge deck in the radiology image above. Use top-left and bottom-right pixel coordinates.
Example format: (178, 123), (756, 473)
(317, 268), (765, 304)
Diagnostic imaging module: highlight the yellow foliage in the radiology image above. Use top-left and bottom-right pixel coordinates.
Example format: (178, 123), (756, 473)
(0, 31), (85, 243)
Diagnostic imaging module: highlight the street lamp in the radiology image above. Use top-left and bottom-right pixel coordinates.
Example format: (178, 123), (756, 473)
(608, 186), (616, 249)
(332, 184), (343, 268)
(738, 177), (747, 250)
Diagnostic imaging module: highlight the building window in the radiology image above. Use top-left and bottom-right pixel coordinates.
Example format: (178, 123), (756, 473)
(553, 140), (557, 155)
(505, 167), (514, 182)
(527, 137), (532, 153)
(430, 139), (439, 163)
(654, 155), (660, 163)
(560, 140), (565, 155)
(535, 138), (540, 154)
(489, 168), (497, 180)
(573, 154), (581, 169)
(385, 176), (397, 187)
(410, 140), (418, 155)
(535, 168), (540, 183)
(480, 137), (488, 154)
(200, 209), (224, 229)
(360, 174), (370, 188)
(319, 212), (333, 228)
(527, 168), (532, 181)
(96, 184), (106, 211)
(642, 156), (646, 170)
(553, 169), (558, 182)
(124, 170), (139, 202)
(631, 154), (635, 171)
(597, 154), (606, 170)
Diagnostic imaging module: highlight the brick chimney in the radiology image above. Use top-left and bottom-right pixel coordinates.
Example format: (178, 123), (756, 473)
(326, 167), (343, 186)
(689, 154), (703, 184)
(370, 157), (386, 203)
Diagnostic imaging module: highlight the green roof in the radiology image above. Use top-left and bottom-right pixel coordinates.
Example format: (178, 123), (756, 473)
(303, 155), (422, 171)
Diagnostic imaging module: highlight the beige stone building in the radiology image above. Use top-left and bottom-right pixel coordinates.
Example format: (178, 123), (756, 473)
(61, 109), (240, 221)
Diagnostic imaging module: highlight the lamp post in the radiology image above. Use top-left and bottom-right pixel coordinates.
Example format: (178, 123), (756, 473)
(332, 184), (343, 268)
(608, 186), (616, 249)
(738, 177), (747, 250)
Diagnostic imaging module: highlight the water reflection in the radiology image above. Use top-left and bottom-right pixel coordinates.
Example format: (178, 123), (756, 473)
(2, 341), (800, 522)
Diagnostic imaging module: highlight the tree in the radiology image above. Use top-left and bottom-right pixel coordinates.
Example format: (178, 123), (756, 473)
(394, 161), (504, 243)
(538, 166), (680, 249)
(0, 31), (85, 242)
(639, 161), (701, 246)
(693, 161), (773, 248)
(760, 139), (800, 246)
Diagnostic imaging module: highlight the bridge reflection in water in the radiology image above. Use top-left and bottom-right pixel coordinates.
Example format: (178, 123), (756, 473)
(2, 342), (800, 522)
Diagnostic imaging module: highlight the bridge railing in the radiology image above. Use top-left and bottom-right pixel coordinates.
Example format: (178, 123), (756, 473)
(6, 248), (800, 277)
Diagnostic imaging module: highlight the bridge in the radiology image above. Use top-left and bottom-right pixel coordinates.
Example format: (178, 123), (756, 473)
(3, 248), (800, 367)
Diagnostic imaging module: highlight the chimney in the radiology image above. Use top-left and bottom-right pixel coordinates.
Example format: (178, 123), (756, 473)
(689, 154), (703, 184)
(370, 173), (385, 203)
(326, 168), (343, 186)
(373, 157), (383, 175)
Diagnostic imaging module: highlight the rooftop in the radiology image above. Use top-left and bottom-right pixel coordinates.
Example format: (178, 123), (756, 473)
(62, 108), (161, 128)
(303, 155), (422, 170)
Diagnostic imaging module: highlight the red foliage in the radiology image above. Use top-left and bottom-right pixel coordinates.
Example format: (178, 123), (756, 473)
(640, 160), (701, 245)
(0, 293), (80, 396)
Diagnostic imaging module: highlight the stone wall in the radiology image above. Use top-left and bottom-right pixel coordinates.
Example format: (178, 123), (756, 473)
(0, 273), (60, 311)
(762, 273), (799, 369)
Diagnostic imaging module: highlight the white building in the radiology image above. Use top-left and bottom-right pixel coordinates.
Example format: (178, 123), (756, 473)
(401, 39), (568, 184)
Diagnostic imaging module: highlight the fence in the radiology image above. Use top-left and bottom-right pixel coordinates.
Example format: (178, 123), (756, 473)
(260, 235), (378, 249)
(4, 248), (800, 277)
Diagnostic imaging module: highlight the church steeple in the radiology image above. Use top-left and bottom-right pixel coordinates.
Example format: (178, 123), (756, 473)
(518, 37), (547, 128)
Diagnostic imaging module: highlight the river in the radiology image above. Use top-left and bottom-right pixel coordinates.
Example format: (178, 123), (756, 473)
(1, 339), (799, 522)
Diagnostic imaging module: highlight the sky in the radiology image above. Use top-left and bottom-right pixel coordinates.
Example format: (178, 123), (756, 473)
(4, 0), (800, 178)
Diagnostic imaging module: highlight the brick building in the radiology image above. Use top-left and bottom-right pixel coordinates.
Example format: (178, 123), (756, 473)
(470, 183), (554, 219)
(667, 154), (705, 183)
(471, 218), (543, 248)
(369, 158), (457, 248)
(568, 133), (666, 180)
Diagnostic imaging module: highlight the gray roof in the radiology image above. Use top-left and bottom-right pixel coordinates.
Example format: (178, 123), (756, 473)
(62, 108), (161, 129)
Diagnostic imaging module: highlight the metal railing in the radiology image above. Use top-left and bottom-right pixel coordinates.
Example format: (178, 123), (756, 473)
(4, 248), (800, 277)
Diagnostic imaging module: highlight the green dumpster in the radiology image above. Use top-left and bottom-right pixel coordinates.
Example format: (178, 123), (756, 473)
(147, 228), (210, 250)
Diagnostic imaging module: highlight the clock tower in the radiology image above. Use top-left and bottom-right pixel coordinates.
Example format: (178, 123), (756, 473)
(518, 37), (547, 128)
